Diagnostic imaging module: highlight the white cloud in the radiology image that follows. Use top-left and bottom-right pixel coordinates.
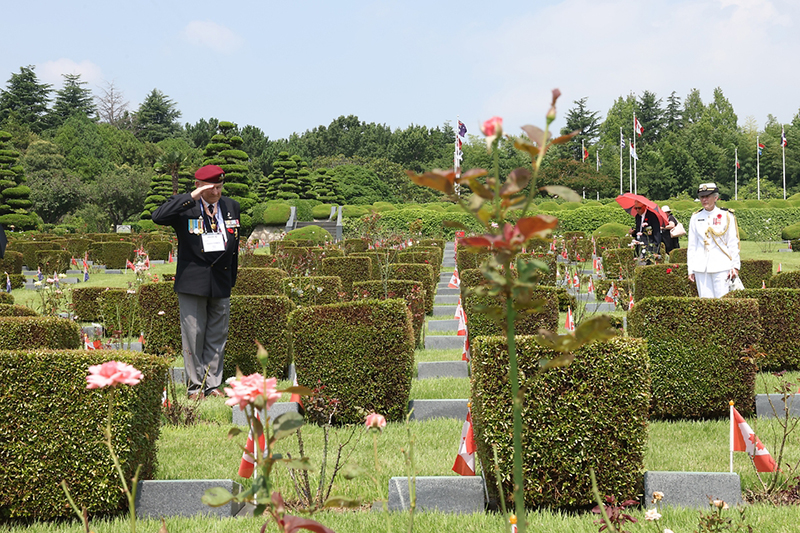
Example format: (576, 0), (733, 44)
(37, 58), (104, 88)
(181, 20), (244, 54)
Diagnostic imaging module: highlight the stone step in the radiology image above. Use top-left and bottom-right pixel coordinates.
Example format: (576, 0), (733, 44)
(755, 394), (800, 418)
(232, 402), (300, 425)
(442, 260), (455, 268)
(135, 480), (244, 518)
(417, 361), (468, 379)
(388, 476), (484, 513)
(408, 399), (468, 421)
(439, 272), (453, 282)
(425, 335), (465, 350)
(437, 282), (456, 290)
(427, 319), (459, 332)
(435, 287), (460, 296)
(433, 305), (457, 317)
(434, 294), (460, 305)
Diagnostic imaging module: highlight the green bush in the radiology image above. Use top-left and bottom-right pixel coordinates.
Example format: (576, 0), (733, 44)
(633, 264), (698, 301)
(353, 280), (425, 346)
(96, 289), (140, 335)
(602, 248), (637, 279)
(387, 263), (435, 314)
(0, 350), (168, 519)
(251, 202), (292, 226)
(0, 316), (81, 349)
(145, 240), (172, 261)
(137, 282), (181, 357)
(344, 209), (484, 240)
(517, 253), (557, 286)
(322, 256), (373, 300)
(285, 225), (332, 244)
(538, 201), (560, 211)
(526, 237), (551, 254)
(396, 250), (439, 286)
(628, 296), (759, 419)
(455, 248), (491, 272)
(736, 207), (800, 241)
(63, 238), (92, 258)
(72, 287), (110, 322)
(0, 304), (36, 316)
(472, 336), (648, 509)
(668, 248), (687, 263)
(740, 259), (773, 289)
(350, 250), (396, 279)
(563, 232), (592, 261)
(781, 223), (800, 240)
(283, 239), (314, 247)
(91, 242), (135, 269)
(417, 238), (445, 252)
(289, 299), (415, 424)
(768, 270), (800, 288)
(725, 289), (800, 370)
(343, 238), (368, 254)
(35, 249), (72, 273)
(342, 205), (370, 218)
(231, 267), (287, 296)
(595, 236), (622, 253)
(227, 295), (296, 380)
(8, 241), (59, 270)
(312, 204), (336, 219)
(0, 292), (13, 305)
(282, 276), (342, 307)
(592, 223), (631, 239)
(240, 253), (278, 268)
(0, 251), (22, 274)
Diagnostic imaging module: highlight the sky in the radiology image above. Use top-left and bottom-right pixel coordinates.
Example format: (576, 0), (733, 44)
(2, 0), (799, 142)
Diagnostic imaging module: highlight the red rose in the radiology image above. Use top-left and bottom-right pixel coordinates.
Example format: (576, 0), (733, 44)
(666, 268), (672, 274)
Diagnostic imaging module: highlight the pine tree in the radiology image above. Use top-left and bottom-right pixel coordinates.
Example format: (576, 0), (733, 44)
(0, 66), (52, 134)
(202, 121), (257, 211)
(263, 151), (303, 200)
(0, 130), (38, 229)
(49, 73), (96, 128)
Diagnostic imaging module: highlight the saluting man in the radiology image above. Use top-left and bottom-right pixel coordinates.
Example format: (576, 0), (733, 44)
(152, 165), (240, 399)
(687, 182), (740, 298)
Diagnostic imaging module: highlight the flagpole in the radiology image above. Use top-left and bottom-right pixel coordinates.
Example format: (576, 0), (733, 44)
(633, 113), (638, 194)
(782, 125), (786, 200)
(619, 127), (623, 195)
(628, 138), (633, 193)
(757, 135), (761, 200)
(454, 115), (460, 197)
(729, 401), (734, 473)
(735, 147), (738, 201)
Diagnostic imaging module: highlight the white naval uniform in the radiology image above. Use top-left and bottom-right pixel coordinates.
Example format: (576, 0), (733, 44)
(687, 206), (741, 298)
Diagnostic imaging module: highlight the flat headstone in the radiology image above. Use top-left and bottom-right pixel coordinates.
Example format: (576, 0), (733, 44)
(81, 324), (104, 337)
(434, 294), (460, 305)
(433, 306), (457, 317)
(427, 319), (459, 332)
(170, 367), (186, 384)
(778, 249), (792, 253)
(66, 269), (83, 275)
(439, 272), (453, 282)
(425, 335), (465, 350)
(151, 260), (165, 264)
(135, 479), (243, 518)
(408, 399), (468, 421)
(104, 269), (123, 274)
(436, 287), (460, 296)
(643, 471), (741, 508)
(417, 361), (468, 379)
(108, 341), (142, 351)
(755, 394), (800, 418)
(585, 302), (616, 312)
(387, 476), (484, 513)
(575, 293), (594, 301)
(232, 402), (300, 426)
(61, 277), (80, 284)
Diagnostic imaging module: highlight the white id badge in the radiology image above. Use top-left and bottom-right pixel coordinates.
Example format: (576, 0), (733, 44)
(201, 233), (226, 252)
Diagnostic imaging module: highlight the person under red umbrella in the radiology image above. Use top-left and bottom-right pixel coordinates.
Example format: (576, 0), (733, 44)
(629, 202), (662, 262)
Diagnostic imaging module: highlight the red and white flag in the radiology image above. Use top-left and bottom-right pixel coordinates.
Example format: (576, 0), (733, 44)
(454, 296), (465, 321)
(731, 405), (777, 473)
(144, 254), (151, 269)
(573, 273), (580, 288)
(457, 312), (467, 336)
(561, 248), (568, 260)
(550, 238), (556, 252)
(634, 117), (644, 137)
(448, 267), (460, 289)
(461, 336), (471, 362)
(778, 263), (782, 273)
(162, 387), (171, 408)
(628, 294), (634, 311)
(126, 259), (136, 271)
(565, 306), (575, 332)
(239, 410), (267, 478)
(605, 283), (616, 303)
(452, 405), (476, 476)
(587, 278), (595, 296)
(168, 250), (174, 263)
(762, 280), (766, 289)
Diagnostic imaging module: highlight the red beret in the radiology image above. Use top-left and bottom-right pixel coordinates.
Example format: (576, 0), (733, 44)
(195, 165), (225, 183)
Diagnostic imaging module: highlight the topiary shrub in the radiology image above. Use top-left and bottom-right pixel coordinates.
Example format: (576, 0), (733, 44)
(0, 251), (23, 274)
(628, 296), (759, 419)
(289, 298), (415, 424)
(768, 270), (800, 288)
(342, 205), (370, 218)
(137, 282), (181, 357)
(285, 225), (332, 245)
(240, 253), (278, 268)
(226, 295), (296, 380)
(0, 292), (14, 305)
(563, 232), (592, 262)
(668, 248), (687, 263)
(595, 236), (621, 253)
(322, 256), (373, 300)
(343, 238), (368, 254)
(281, 276), (342, 307)
(387, 263), (435, 314)
(725, 289), (800, 370)
(781, 223), (800, 241)
(145, 240), (172, 261)
(96, 289), (140, 335)
(740, 259), (773, 289)
(312, 204), (336, 220)
(456, 248), (491, 272)
(417, 238), (445, 252)
(92, 242), (135, 269)
(63, 238), (92, 258)
(396, 250), (439, 287)
(231, 268), (287, 296)
(0, 316), (81, 349)
(0, 350), (168, 519)
(602, 248), (637, 279)
(72, 287), (110, 322)
(592, 223), (631, 239)
(251, 202), (292, 226)
(526, 237), (551, 254)
(350, 250), (396, 279)
(8, 241), (59, 270)
(35, 249), (72, 274)
(472, 336), (648, 510)
(353, 280), (425, 346)
(517, 253), (557, 286)
(633, 264), (698, 301)
(0, 304), (36, 317)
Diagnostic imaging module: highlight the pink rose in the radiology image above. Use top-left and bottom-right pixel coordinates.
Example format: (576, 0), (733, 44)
(224, 373), (281, 411)
(480, 116), (503, 137)
(365, 412), (387, 431)
(86, 361), (143, 389)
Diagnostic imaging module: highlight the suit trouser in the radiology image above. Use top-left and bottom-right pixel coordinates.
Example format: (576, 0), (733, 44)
(694, 271), (730, 299)
(178, 292), (230, 394)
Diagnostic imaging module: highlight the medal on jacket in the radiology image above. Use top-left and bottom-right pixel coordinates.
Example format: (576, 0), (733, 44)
(205, 202), (218, 232)
(189, 218), (203, 234)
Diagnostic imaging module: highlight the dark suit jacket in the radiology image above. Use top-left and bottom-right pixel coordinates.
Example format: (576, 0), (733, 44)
(152, 193), (240, 298)
(633, 210), (662, 251)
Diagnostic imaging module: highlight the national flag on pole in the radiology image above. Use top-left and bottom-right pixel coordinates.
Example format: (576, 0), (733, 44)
(239, 410), (267, 478)
(582, 146), (589, 161)
(758, 143), (765, 156)
(448, 267), (460, 289)
(634, 117), (644, 137)
(731, 404), (777, 472)
(736, 155), (740, 169)
(452, 404), (476, 476)
(458, 121), (467, 137)
(565, 306), (575, 332)
(620, 137), (626, 148)
(782, 128), (788, 147)
(630, 142), (639, 161)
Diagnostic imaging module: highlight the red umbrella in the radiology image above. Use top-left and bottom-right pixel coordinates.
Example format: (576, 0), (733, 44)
(615, 193), (669, 226)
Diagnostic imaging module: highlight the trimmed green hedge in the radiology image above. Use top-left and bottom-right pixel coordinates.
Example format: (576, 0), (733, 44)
(395, 250), (439, 286)
(231, 267), (287, 296)
(0, 316), (81, 349)
(601, 247), (637, 279)
(628, 297), (759, 419)
(8, 241), (60, 270)
(353, 280), (425, 346)
(455, 248), (491, 272)
(0, 304), (36, 317)
(350, 250), (396, 279)
(145, 240), (172, 261)
(740, 259), (773, 289)
(343, 238), (368, 254)
(0, 251), (23, 274)
(240, 253), (278, 268)
(0, 350), (168, 519)
(137, 282), (181, 357)
(96, 289), (140, 336)
(281, 276), (342, 307)
(387, 263), (435, 314)
(90, 242), (135, 269)
(285, 225), (332, 244)
(35, 249), (72, 273)
(227, 295), (296, 380)
(72, 287), (110, 322)
(563, 231), (592, 261)
(668, 248), (687, 263)
(289, 298), (415, 424)
(472, 336), (649, 509)
(633, 264), (697, 301)
(517, 253), (557, 286)
(322, 256), (373, 300)
(725, 289), (800, 370)
(768, 270), (800, 288)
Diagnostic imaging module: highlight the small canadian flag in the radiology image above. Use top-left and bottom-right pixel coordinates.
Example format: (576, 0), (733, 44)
(562, 248), (568, 260)
(452, 403), (476, 476)
(573, 273), (580, 288)
(731, 403), (777, 473)
(587, 278), (595, 296)
(762, 280), (766, 289)
(778, 263), (782, 273)
(238, 410), (266, 478)
(628, 294), (634, 311)
(454, 297), (466, 322)
(604, 283), (616, 303)
(550, 238), (556, 252)
(461, 336), (471, 362)
(448, 267), (460, 289)
(565, 307), (575, 332)
(457, 312), (467, 336)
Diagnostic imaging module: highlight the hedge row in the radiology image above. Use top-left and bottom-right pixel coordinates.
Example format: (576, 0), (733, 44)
(353, 280), (425, 346)
(289, 299), (415, 424)
(137, 282), (181, 357)
(282, 276), (342, 307)
(322, 256), (374, 300)
(471, 336), (649, 509)
(0, 350), (169, 519)
(387, 263), (435, 314)
(628, 297), (759, 419)
(0, 316), (81, 349)
(231, 267), (287, 296)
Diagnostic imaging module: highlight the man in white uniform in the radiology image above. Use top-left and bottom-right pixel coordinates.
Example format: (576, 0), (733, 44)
(687, 182), (741, 298)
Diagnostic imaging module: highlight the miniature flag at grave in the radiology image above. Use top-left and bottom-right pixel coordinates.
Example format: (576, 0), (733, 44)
(565, 307), (575, 332)
(605, 283), (616, 303)
(461, 336), (471, 362)
(449, 267), (460, 289)
(144, 254), (151, 269)
(290, 375), (303, 407)
(452, 403), (476, 476)
(5, 273), (10, 293)
(37, 266), (43, 281)
(762, 280), (766, 289)
(510, 515), (518, 533)
(454, 296), (465, 321)
(778, 263), (782, 273)
(126, 259), (136, 271)
(83, 262), (89, 282)
(168, 250), (174, 263)
(84, 333), (102, 350)
(731, 403), (777, 473)
(550, 238), (556, 252)
(457, 312), (467, 336)
(628, 294), (634, 311)
(587, 278), (595, 296)
(239, 410), (267, 478)
(565, 270), (572, 288)
(562, 248), (568, 260)
(138, 332), (144, 344)
(573, 273), (580, 288)
(162, 388), (171, 408)
(790, 241), (793, 250)
(71, 257), (78, 267)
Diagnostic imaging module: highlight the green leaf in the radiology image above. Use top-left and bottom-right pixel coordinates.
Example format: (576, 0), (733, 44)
(539, 185), (582, 203)
(227, 427), (243, 439)
(342, 464), (365, 479)
(573, 316), (617, 346)
(324, 496), (362, 508)
(280, 385), (313, 396)
(442, 220), (469, 230)
(201, 487), (234, 507)
(499, 168), (531, 197)
(254, 503), (267, 516)
(520, 125), (546, 146)
(273, 411), (304, 441)
(282, 457), (313, 470)
(539, 352), (575, 370)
